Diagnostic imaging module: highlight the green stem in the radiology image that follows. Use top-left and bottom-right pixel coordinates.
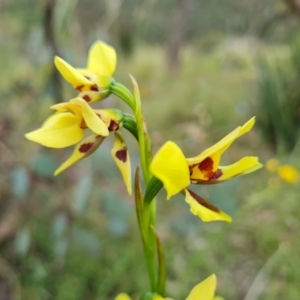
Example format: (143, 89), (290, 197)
(123, 113), (139, 142)
(110, 82), (136, 111)
(114, 78), (166, 294)
(130, 77), (158, 292)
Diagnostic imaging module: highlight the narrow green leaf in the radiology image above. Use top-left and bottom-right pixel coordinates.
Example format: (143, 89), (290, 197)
(134, 166), (145, 237)
(129, 74), (141, 115)
(151, 225), (166, 296)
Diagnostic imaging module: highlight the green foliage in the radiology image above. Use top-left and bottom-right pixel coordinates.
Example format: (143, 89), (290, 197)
(256, 39), (300, 154)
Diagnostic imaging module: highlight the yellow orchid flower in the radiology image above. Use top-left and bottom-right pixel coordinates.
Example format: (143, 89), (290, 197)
(277, 164), (299, 183)
(186, 274), (222, 300)
(54, 40), (116, 103)
(115, 293), (131, 300)
(25, 99), (132, 194)
(150, 117), (263, 223)
(25, 98), (109, 148)
(114, 274), (222, 300)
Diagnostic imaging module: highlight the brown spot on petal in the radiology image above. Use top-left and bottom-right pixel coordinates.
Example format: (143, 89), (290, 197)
(82, 95), (91, 102)
(96, 114), (104, 122)
(187, 189), (220, 213)
(198, 157), (214, 179)
(76, 85), (84, 91)
(108, 120), (119, 132)
(79, 142), (94, 153)
(116, 148), (127, 162)
(84, 76), (91, 80)
(90, 84), (99, 91)
(189, 164), (196, 176)
(210, 169), (223, 180)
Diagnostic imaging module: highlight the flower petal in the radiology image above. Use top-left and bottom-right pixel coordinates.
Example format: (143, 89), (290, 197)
(51, 102), (82, 117)
(114, 293), (131, 300)
(87, 41), (117, 76)
(187, 117), (255, 165)
(216, 156), (263, 181)
(185, 189), (232, 223)
(186, 274), (217, 300)
(111, 132), (132, 195)
(54, 135), (105, 175)
(70, 98), (109, 136)
(278, 165), (299, 183)
(76, 69), (112, 89)
(150, 141), (190, 199)
(54, 56), (95, 91)
(25, 113), (84, 148)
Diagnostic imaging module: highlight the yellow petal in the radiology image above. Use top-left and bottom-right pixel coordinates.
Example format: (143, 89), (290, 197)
(185, 189), (232, 223)
(111, 132), (132, 195)
(150, 141), (190, 199)
(76, 69), (111, 88)
(70, 98), (109, 136)
(51, 102), (82, 118)
(25, 113), (84, 148)
(278, 165), (299, 183)
(87, 40), (117, 76)
(186, 274), (217, 300)
(114, 293), (131, 300)
(54, 57), (93, 91)
(217, 156), (263, 181)
(54, 135), (105, 175)
(187, 117), (255, 165)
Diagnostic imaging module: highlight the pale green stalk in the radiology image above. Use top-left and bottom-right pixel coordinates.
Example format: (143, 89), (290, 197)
(111, 76), (166, 295)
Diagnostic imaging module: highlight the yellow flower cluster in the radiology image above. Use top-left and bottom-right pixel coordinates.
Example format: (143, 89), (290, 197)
(26, 41), (132, 194)
(266, 158), (299, 184)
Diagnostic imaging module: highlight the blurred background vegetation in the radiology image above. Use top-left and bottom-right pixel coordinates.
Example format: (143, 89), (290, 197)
(1, 0), (300, 299)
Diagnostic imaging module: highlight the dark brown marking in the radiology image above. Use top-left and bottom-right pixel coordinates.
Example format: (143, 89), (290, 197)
(187, 189), (220, 212)
(198, 157), (214, 179)
(116, 148), (127, 162)
(96, 113), (102, 119)
(76, 85), (84, 92)
(82, 95), (91, 102)
(79, 142), (94, 153)
(108, 120), (119, 132)
(90, 84), (99, 91)
(210, 169), (223, 180)
(190, 158), (222, 183)
(84, 76), (91, 80)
